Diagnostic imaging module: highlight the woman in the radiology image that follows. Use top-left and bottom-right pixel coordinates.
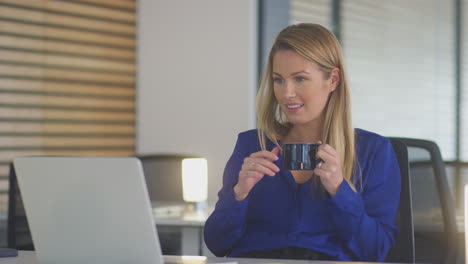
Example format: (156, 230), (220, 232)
(204, 23), (401, 262)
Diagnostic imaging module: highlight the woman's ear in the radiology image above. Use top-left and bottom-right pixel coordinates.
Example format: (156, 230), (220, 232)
(329, 68), (340, 92)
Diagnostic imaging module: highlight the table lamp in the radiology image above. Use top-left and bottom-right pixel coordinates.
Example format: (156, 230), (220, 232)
(182, 158), (208, 213)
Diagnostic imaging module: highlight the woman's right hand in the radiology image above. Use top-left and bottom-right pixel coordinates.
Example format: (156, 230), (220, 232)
(233, 147), (280, 201)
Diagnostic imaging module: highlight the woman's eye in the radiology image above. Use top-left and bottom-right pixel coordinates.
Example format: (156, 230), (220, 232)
(273, 78), (284, 84)
(295, 77), (306, 82)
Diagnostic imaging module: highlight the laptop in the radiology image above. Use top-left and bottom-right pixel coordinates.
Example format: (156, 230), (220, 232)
(13, 156), (164, 264)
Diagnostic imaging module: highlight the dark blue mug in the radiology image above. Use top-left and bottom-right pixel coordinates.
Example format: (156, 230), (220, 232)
(282, 143), (321, 170)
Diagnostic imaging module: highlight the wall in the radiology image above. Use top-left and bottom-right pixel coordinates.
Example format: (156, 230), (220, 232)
(137, 0), (257, 203)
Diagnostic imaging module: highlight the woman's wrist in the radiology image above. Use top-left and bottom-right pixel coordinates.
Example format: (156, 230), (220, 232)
(233, 184), (249, 201)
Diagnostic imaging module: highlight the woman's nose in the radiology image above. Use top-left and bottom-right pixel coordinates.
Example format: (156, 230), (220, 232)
(284, 81), (296, 98)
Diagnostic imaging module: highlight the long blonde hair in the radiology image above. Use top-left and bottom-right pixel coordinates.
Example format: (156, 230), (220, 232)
(256, 23), (357, 188)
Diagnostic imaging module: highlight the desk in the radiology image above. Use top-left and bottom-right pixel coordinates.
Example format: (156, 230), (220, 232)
(0, 251), (412, 264)
(153, 203), (212, 256)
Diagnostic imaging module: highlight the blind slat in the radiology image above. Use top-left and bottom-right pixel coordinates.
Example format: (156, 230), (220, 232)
(0, 123), (135, 134)
(0, 78), (134, 97)
(0, 108), (134, 121)
(0, 93), (134, 109)
(0, 64), (135, 84)
(0, 35), (135, 60)
(0, 5), (135, 35)
(0, 0), (135, 23)
(0, 50), (135, 73)
(0, 21), (135, 48)
(0, 137), (135, 147)
(66, 0), (136, 10)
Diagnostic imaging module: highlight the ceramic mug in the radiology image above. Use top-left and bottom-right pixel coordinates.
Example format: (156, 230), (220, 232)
(282, 143), (322, 170)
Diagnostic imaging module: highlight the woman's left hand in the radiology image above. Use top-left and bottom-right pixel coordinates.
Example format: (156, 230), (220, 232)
(314, 143), (344, 197)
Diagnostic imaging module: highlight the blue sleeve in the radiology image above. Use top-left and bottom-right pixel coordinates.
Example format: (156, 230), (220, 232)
(328, 138), (400, 262)
(203, 134), (250, 257)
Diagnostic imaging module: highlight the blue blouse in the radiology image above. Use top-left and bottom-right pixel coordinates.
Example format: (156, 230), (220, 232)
(204, 128), (401, 262)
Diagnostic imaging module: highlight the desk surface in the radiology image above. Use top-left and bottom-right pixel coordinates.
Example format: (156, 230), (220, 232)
(0, 251), (408, 264)
(153, 203), (211, 227)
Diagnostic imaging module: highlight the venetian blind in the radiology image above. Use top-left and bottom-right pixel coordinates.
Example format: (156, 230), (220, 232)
(0, 0), (136, 211)
(462, 0), (468, 161)
(342, 0), (456, 161)
(290, 0), (332, 29)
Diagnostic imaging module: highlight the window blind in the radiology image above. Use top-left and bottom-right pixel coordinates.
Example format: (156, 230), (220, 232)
(0, 0), (136, 211)
(461, 0), (468, 161)
(342, 0), (456, 161)
(290, 0), (332, 29)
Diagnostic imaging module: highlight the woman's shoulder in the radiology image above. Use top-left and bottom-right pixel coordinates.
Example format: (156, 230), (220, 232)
(235, 129), (261, 151)
(238, 129), (258, 139)
(354, 128), (393, 158)
(355, 128), (391, 147)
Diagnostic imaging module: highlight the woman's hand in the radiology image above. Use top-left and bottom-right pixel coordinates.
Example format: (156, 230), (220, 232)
(314, 143), (344, 197)
(233, 147), (280, 201)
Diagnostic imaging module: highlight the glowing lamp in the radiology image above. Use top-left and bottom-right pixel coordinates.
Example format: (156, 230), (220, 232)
(182, 158), (208, 205)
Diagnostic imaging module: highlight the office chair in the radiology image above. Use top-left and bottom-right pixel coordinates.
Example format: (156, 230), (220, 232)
(385, 138), (415, 263)
(7, 163), (34, 250)
(391, 138), (457, 264)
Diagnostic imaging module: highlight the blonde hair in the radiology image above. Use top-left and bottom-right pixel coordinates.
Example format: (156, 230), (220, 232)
(256, 23), (357, 189)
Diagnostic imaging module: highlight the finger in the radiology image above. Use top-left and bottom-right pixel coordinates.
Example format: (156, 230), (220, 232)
(316, 148), (335, 164)
(313, 168), (332, 178)
(249, 160), (278, 176)
(317, 161), (340, 173)
(251, 157), (280, 173)
(271, 146), (280, 156)
(251, 150), (279, 161)
(319, 144), (338, 157)
(243, 156), (280, 173)
(239, 170), (263, 180)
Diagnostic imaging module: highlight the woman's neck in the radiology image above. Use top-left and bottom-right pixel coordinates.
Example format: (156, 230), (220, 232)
(284, 121), (322, 143)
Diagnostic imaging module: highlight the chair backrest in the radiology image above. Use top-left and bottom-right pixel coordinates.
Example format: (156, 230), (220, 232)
(385, 138), (415, 263)
(7, 163), (34, 250)
(391, 138), (457, 264)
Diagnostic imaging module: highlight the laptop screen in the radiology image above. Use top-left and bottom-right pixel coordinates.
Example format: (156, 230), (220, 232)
(14, 156), (164, 264)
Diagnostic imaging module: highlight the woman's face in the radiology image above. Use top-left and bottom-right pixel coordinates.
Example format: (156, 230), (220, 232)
(272, 50), (338, 127)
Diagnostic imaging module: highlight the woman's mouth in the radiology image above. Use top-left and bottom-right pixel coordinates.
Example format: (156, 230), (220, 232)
(286, 104), (304, 112)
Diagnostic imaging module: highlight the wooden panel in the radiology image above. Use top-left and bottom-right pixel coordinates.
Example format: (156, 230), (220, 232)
(0, 123), (135, 134)
(0, 78), (135, 97)
(0, 35), (135, 60)
(0, 21), (135, 48)
(0, 150), (135, 161)
(0, 65), (135, 84)
(0, 50), (135, 72)
(0, 108), (135, 121)
(0, 0), (135, 23)
(0, 5), (135, 35)
(0, 137), (135, 147)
